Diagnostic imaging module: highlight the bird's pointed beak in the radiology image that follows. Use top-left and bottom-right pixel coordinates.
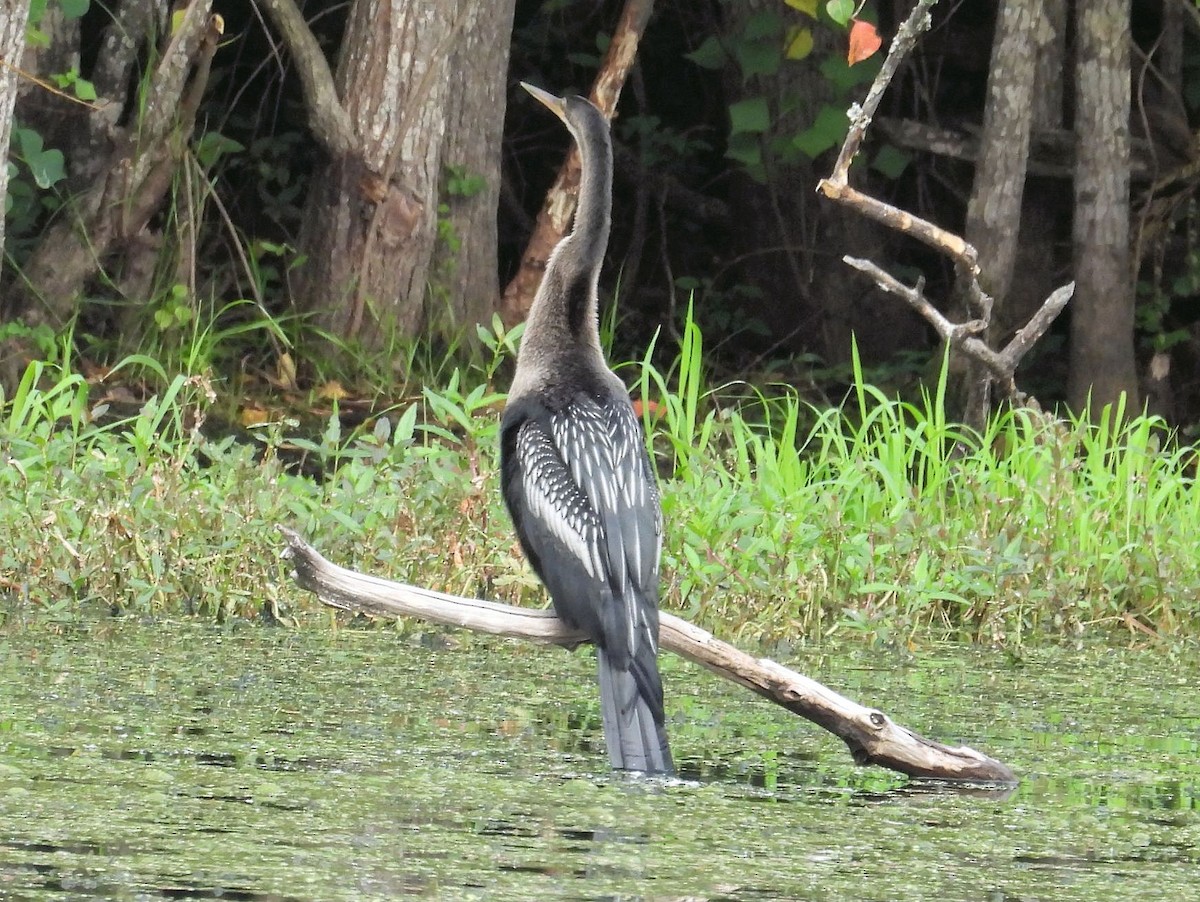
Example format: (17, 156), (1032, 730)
(520, 81), (568, 124)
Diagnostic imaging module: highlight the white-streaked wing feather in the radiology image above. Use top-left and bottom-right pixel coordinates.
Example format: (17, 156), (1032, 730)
(520, 395), (661, 662)
(516, 422), (603, 579)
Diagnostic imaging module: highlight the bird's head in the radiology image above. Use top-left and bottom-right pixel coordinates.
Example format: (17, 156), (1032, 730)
(520, 82), (606, 145)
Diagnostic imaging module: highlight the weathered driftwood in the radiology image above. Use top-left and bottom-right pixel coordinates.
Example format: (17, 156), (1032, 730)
(279, 526), (1017, 784)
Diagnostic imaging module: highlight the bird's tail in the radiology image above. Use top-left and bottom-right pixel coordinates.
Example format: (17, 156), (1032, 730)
(596, 648), (673, 774)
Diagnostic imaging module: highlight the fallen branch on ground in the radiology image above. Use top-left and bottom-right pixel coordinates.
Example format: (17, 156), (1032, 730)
(279, 526), (1017, 785)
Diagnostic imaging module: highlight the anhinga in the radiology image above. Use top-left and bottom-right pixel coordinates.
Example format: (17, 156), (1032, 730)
(500, 83), (673, 774)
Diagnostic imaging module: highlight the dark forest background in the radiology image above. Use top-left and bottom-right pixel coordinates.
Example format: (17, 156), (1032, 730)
(0, 0), (1197, 432)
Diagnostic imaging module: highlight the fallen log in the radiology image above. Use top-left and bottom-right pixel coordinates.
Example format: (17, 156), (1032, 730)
(279, 526), (1017, 785)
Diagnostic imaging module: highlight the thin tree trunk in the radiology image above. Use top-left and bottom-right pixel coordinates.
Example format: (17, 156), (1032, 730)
(0, 0), (31, 262)
(427, 0), (517, 338)
(1069, 0), (1138, 412)
(1032, 0), (1066, 131)
(295, 0), (459, 346)
(963, 1), (1044, 315)
(957, 0), (1045, 426)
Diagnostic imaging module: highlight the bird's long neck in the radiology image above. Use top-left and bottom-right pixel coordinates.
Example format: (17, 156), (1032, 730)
(566, 112), (613, 285)
(520, 106), (613, 371)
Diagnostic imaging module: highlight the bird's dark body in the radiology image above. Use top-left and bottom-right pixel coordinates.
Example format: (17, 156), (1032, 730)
(501, 85), (673, 774)
(501, 383), (671, 773)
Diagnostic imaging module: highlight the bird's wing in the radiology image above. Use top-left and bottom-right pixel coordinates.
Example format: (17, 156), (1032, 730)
(508, 409), (607, 590)
(502, 393), (662, 663)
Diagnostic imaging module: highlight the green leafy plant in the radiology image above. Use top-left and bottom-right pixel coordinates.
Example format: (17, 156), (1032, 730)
(685, 1), (890, 179)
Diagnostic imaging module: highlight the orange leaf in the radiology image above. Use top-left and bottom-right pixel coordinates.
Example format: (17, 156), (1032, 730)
(316, 380), (349, 401)
(847, 18), (882, 66)
(632, 398), (665, 419)
(239, 405), (270, 428)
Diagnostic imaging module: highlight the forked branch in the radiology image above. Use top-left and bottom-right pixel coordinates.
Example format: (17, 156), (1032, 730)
(279, 527), (1017, 785)
(817, 0), (1072, 426)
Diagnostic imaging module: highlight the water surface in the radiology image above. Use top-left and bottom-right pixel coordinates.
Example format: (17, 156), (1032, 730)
(0, 624), (1195, 900)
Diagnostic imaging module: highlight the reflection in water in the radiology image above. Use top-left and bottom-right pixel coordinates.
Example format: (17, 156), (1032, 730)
(0, 626), (1196, 901)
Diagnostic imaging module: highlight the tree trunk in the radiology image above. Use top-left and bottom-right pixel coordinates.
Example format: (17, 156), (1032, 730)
(1031, 0), (1066, 132)
(426, 0), (517, 338)
(963, 0), (1044, 318)
(0, 0), (30, 261)
(957, 0), (1046, 425)
(1069, 0), (1138, 413)
(295, 0), (458, 348)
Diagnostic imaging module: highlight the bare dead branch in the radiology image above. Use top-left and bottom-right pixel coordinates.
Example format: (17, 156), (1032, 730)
(828, 0), (937, 184)
(279, 526), (1017, 784)
(819, 0), (1072, 424)
(499, 0), (655, 324)
(997, 280), (1076, 372)
(254, 0), (354, 156)
(819, 180), (978, 272)
(845, 257), (1075, 398)
(844, 257), (990, 351)
(139, 0), (215, 158)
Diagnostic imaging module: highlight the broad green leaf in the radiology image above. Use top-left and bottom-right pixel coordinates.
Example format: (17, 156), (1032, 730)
(785, 0), (819, 16)
(826, 0), (855, 26)
(59, 0), (90, 18)
(734, 38), (781, 80)
(742, 10), (782, 41)
(728, 96), (770, 135)
(194, 132), (246, 168)
(685, 35), (726, 70)
(73, 77), (97, 102)
(785, 26), (814, 60)
(16, 127), (43, 159)
(792, 104), (847, 158)
(871, 143), (911, 179)
(28, 148), (65, 188)
(819, 51), (882, 91)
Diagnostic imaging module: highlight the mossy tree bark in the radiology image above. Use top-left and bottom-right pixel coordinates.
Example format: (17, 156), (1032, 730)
(288, 0), (516, 357)
(1069, 0), (1138, 413)
(426, 0), (517, 338)
(957, 0), (1048, 425)
(0, 0), (31, 261)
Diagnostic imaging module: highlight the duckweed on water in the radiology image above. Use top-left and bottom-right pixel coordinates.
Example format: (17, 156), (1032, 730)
(0, 624), (1196, 900)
